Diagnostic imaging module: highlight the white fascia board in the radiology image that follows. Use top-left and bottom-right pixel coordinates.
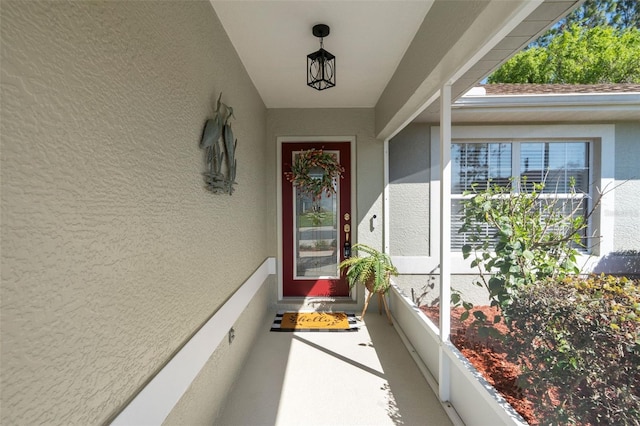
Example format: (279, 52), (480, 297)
(454, 92), (640, 110)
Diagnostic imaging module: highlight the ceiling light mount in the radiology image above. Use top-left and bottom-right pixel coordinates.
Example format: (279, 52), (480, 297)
(312, 24), (330, 39)
(307, 24), (335, 91)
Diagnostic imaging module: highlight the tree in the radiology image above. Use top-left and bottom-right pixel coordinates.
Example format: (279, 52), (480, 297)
(564, 0), (639, 30)
(535, 0), (639, 47)
(487, 24), (640, 84)
(488, 0), (640, 84)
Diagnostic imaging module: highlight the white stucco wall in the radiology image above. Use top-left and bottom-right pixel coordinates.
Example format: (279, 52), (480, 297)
(1, 1), (268, 424)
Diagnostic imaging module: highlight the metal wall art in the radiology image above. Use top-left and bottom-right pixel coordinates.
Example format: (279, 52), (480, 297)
(200, 93), (237, 195)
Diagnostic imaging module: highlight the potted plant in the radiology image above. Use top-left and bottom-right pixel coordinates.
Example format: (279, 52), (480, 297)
(338, 243), (398, 323)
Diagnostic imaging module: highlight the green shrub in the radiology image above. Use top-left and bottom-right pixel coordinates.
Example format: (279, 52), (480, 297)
(505, 275), (640, 425)
(457, 178), (587, 326)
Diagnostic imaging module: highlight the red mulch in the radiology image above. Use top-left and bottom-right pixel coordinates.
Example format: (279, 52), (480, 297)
(421, 305), (539, 424)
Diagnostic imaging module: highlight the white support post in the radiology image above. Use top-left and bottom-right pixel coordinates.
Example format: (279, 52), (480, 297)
(383, 139), (390, 255)
(438, 83), (452, 402)
(383, 139), (391, 313)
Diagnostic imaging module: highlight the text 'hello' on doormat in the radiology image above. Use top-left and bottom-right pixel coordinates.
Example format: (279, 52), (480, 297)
(270, 312), (359, 332)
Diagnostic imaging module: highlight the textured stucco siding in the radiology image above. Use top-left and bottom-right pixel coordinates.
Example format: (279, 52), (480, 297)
(613, 122), (640, 253)
(389, 123), (431, 256)
(163, 275), (276, 425)
(1, 1), (267, 424)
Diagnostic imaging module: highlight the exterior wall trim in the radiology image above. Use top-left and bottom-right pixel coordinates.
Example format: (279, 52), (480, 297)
(111, 257), (276, 426)
(455, 92), (640, 109)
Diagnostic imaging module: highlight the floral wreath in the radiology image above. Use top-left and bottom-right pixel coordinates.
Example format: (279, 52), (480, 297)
(285, 149), (344, 198)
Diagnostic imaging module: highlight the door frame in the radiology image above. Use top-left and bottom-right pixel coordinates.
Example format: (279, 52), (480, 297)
(277, 136), (357, 301)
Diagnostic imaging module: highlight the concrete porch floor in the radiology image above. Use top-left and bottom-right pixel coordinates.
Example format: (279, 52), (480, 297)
(215, 310), (456, 425)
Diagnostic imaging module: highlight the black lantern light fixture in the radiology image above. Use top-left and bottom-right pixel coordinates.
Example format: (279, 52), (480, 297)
(307, 24), (335, 91)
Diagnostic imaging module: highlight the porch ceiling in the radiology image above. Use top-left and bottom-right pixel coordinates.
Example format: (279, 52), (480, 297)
(211, 0), (434, 109)
(211, 0), (583, 136)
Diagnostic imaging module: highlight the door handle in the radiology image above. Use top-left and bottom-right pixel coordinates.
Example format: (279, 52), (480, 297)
(343, 223), (351, 258)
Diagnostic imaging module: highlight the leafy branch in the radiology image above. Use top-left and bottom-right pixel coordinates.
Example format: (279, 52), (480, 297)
(456, 176), (619, 327)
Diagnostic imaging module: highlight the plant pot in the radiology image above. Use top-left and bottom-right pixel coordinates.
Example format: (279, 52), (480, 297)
(362, 274), (393, 325)
(364, 273), (390, 294)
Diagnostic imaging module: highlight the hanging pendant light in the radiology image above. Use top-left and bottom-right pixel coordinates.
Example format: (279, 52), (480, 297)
(307, 24), (335, 91)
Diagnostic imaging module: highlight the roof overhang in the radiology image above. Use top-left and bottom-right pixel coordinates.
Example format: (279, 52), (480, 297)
(415, 90), (640, 124)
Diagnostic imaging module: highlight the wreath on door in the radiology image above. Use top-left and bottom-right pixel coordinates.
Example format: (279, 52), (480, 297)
(285, 149), (344, 199)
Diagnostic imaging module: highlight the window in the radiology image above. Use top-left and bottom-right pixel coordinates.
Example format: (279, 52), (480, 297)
(451, 140), (590, 251)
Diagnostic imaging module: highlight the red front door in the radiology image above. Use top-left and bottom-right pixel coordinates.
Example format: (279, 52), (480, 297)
(282, 142), (351, 297)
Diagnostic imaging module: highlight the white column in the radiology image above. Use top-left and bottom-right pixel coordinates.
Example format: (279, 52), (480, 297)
(383, 139), (390, 255)
(383, 139), (391, 313)
(438, 83), (452, 402)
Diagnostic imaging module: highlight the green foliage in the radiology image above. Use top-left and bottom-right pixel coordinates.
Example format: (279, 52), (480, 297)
(488, 24), (640, 83)
(547, 0), (640, 42)
(524, 0), (639, 47)
(338, 243), (398, 293)
(457, 178), (588, 325)
(505, 275), (640, 424)
(489, 0), (640, 83)
(488, 46), (550, 84)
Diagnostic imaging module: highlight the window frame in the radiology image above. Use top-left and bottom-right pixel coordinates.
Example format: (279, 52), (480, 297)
(450, 139), (592, 252)
(425, 124), (615, 275)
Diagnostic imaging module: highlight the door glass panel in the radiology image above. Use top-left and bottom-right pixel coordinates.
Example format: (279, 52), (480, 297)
(294, 156), (339, 279)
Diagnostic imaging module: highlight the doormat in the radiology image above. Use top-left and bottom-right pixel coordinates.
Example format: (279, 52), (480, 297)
(270, 312), (359, 332)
